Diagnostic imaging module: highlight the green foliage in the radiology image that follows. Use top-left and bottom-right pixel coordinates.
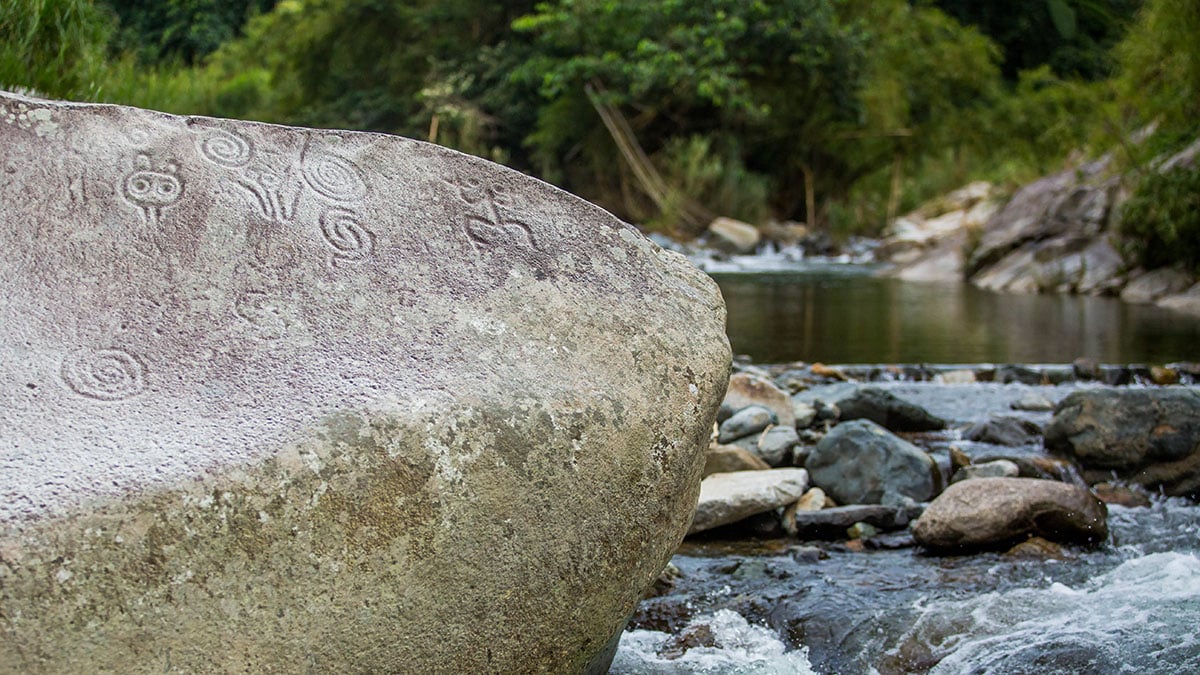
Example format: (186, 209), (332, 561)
(0, 0), (114, 100)
(1113, 0), (1200, 141)
(651, 136), (770, 231)
(102, 0), (277, 65)
(1119, 164), (1200, 273)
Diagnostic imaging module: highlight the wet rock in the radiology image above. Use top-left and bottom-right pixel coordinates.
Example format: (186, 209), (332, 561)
(963, 416), (1043, 446)
(704, 444), (771, 477)
(789, 545), (828, 563)
(1005, 536), (1070, 560)
(723, 372), (795, 427)
(707, 216), (761, 255)
(790, 505), (920, 540)
(751, 426), (801, 467)
(642, 562), (684, 599)
(1092, 482), (1153, 508)
(718, 405), (778, 443)
(864, 531), (917, 549)
(1072, 357), (1102, 381)
(806, 419), (937, 505)
(793, 401), (817, 428)
(689, 469), (810, 535)
(995, 364), (1045, 385)
(936, 369), (978, 384)
(847, 522), (879, 540)
(1151, 365), (1180, 385)
(0, 92), (730, 673)
(658, 623), (718, 660)
(795, 384), (944, 432)
(951, 459), (1020, 483)
(1158, 283), (1200, 317)
(912, 478), (1108, 551)
(1045, 389), (1200, 497)
(1011, 393), (1055, 412)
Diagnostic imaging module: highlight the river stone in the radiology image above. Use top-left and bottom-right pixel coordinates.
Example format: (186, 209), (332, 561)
(703, 444), (771, 477)
(688, 469), (809, 534)
(722, 372), (795, 427)
(718, 404), (778, 443)
(734, 425), (800, 467)
(1044, 388), (1200, 497)
(912, 477), (1108, 551)
(963, 415), (1043, 446)
(806, 419), (937, 505)
(706, 216), (761, 254)
(799, 385), (945, 432)
(951, 459), (1021, 483)
(0, 92), (731, 673)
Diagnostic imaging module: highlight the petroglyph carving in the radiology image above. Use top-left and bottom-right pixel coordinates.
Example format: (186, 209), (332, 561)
(122, 154), (182, 227)
(196, 129), (252, 168)
(60, 348), (146, 401)
(442, 177), (538, 251)
(319, 208), (375, 265)
(235, 168), (302, 224)
(302, 148), (368, 202)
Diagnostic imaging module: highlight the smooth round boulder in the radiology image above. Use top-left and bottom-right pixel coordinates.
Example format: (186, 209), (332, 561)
(1044, 388), (1200, 497)
(0, 92), (731, 673)
(806, 419), (937, 505)
(912, 477), (1108, 551)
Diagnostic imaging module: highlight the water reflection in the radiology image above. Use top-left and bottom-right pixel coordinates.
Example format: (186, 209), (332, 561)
(713, 268), (1200, 364)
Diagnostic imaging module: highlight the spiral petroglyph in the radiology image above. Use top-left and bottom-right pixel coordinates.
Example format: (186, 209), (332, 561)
(303, 152), (368, 202)
(196, 129), (252, 168)
(319, 208), (375, 263)
(60, 348), (147, 401)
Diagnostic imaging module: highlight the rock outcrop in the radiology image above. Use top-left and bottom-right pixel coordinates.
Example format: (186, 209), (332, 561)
(1045, 388), (1200, 497)
(912, 477), (1108, 551)
(0, 92), (731, 672)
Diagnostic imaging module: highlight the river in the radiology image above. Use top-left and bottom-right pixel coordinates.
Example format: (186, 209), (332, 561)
(611, 259), (1200, 674)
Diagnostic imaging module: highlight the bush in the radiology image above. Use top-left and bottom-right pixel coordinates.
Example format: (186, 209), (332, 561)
(1119, 164), (1200, 273)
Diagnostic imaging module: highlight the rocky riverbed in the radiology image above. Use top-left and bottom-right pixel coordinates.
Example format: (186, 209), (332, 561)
(614, 362), (1200, 674)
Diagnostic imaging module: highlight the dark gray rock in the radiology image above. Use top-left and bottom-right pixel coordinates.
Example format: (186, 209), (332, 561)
(718, 405), (778, 443)
(912, 478), (1108, 551)
(963, 415), (1043, 446)
(995, 364), (1044, 385)
(795, 384), (944, 432)
(754, 426), (801, 467)
(1045, 388), (1200, 497)
(789, 504), (921, 540)
(951, 459), (1021, 483)
(805, 419), (938, 505)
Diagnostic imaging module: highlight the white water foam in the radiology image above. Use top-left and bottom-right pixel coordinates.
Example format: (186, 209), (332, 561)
(892, 552), (1200, 674)
(611, 609), (816, 674)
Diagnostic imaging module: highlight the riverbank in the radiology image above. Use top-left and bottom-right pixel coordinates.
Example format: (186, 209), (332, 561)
(614, 363), (1200, 673)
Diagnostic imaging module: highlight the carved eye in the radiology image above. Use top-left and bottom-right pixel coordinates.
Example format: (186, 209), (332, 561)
(127, 174), (152, 197)
(156, 178), (180, 199)
(492, 189), (513, 207)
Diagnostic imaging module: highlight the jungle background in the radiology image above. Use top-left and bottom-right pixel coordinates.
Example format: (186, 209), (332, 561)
(2, 0), (1197, 271)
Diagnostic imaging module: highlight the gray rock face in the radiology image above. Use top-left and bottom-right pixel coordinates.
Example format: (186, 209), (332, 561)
(688, 469), (809, 535)
(912, 478), (1108, 551)
(0, 92), (731, 672)
(805, 419), (937, 505)
(1044, 389), (1200, 497)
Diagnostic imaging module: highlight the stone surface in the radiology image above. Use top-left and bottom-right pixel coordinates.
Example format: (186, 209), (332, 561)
(951, 459), (1021, 483)
(963, 416), (1043, 447)
(706, 216), (760, 254)
(789, 504), (918, 540)
(1157, 283), (1200, 317)
(749, 426), (801, 467)
(805, 419), (937, 505)
(722, 372), (795, 427)
(689, 469), (809, 535)
(703, 444), (771, 477)
(0, 92), (731, 672)
(718, 405), (778, 443)
(912, 478), (1107, 551)
(1120, 267), (1194, 304)
(794, 384), (945, 432)
(1044, 388), (1200, 497)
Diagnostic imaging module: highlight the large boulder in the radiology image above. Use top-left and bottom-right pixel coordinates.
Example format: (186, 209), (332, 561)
(688, 469), (809, 535)
(1044, 389), (1200, 497)
(805, 419), (937, 505)
(912, 478), (1108, 551)
(0, 92), (731, 672)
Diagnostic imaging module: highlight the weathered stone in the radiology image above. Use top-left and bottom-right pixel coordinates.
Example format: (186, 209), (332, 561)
(703, 444), (771, 477)
(912, 478), (1107, 551)
(1092, 482), (1153, 508)
(1120, 267), (1195, 304)
(752, 425), (801, 467)
(789, 504), (918, 540)
(794, 384), (944, 432)
(1044, 389), (1200, 497)
(0, 92), (731, 673)
(1010, 392), (1055, 412)
(1157, 283), (1200, 317)
(689, 469), (809, 535)
(951, 459), (1021, 483)
(963, 416), (1043, 447)
(806, 419), (937, 505)
(722, 372), (795, 427)
(707, 216), (761, 254)
(718, 405), (778, 443)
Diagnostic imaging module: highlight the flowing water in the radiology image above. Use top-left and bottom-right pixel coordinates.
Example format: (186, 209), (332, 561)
(613, 257), (1200, 673)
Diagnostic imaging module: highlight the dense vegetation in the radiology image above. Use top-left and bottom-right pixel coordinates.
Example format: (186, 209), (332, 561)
(1, 0), (1196, 260)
